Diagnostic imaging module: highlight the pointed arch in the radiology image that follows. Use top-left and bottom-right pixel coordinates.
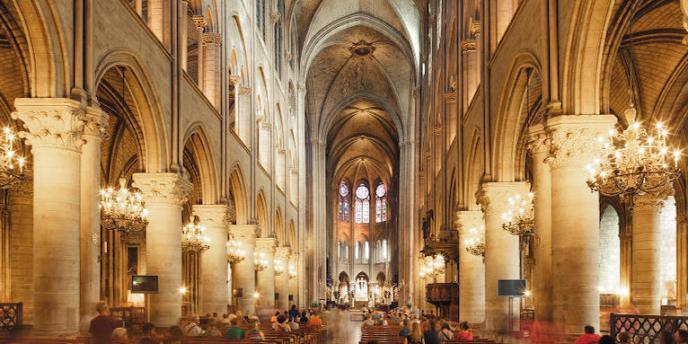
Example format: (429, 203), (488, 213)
(182, 122), (220, 204)
(228, 166), (248, 225)
(256, 191), (269, 237)
(274, 208), (284, 245)
(288, 220), (297, 249)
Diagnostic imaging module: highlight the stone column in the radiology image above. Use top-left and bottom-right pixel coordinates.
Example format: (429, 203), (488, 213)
(201, 32), (221, 108)
(79, 107), (108, 330)
(133, 173), (191, 326)
(193, 204), (229, 315)
(12, 98), (86, 335)
(478, 181), (529, 333)
(289, 253), (299, 306)
(546, 115), (616, 334)
(148, 0), (165, 43)
(274, 246), (291, 310)
(256, 237), (276, 309)
(456, 210), (485, 324)
(229, 224), (258, 315)
(179, 1), (189, 71)
(192, 16), (206, 87)
(527, 124), (553, 322)
(631, 192), (669, 314)
(461, 40), (479, 112)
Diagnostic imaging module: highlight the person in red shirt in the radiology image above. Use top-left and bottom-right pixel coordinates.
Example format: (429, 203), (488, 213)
(574, 325), (601, 344)
(455, 321), (474, 341)
(89, 302), (121, 344)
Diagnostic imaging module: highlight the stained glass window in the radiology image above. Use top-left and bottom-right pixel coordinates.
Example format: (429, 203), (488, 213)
(338, 182), (350, 222)
(355, 184), (370, 224)
(375, 183), (387, 223)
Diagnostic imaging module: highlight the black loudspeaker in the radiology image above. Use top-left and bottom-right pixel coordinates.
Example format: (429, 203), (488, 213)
(275, 293), (280, 300)
(497, 279), (527, 297)
(235, 288), (243, 298)
(288, 294), (294, 301)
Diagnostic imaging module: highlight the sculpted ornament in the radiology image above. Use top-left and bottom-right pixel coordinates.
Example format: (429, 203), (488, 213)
(12, 101), (87, 151)
(547, 127), (607, 170)
(132, 173), (192, 205)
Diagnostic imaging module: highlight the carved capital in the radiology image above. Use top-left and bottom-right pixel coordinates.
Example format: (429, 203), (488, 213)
(545, 115), (617, 170)
(239, 87), (252, 96)
(633, 191), (672, 209)
(477, 182), (530, 213)
(193, 204), (228, 228)
(192, 15), (207, 30)
(526, 123), (550, 158)
(255, 237), (277, 255)
(229, 224), (259, 241)
(454, 210), (483, 234)
(12, 98), (87, 151)
(461, 40), (477, 52)
(132, 173), (192, 205)
(83, 106), (109, 139)
(275, 246), (291, 260)
(229, 74), (242, 84)
(202, 32), (222, 45)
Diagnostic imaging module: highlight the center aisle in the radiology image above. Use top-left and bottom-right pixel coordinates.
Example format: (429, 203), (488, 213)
(322, 309), (362, 344)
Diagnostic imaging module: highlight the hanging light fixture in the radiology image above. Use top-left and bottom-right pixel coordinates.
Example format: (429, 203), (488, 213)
(100, 178), (149, 233)
(181, 215), (210, 252)
(586, 121), (681, 197)
(254, 252), (269, 271)
(274, 259), (285, 276)
(0, 127), (26, 189)
(501, 192), (535, 236)
(419, 254), (445, 279)
(226, 237), (246, 264)
(463, 225), (485, 257)
(288, 261), (297, 279)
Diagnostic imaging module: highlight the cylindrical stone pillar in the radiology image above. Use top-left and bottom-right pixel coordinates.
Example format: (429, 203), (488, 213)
(527, 124), (553, 322)
(547, 114), (616, 335)
(289, 253), (299, 307)
(201, 32), (221, 109)
(274, 247), (291, 310)
(193, 204), (229, 315)
(148, 0), (165, 42)
(456, 210), (485, 324)
(79, 107), (108, 330)
(133, 173), (191, 326)
(229, 224), (258, 315)
(256, 237), (276, 309)
(13, 98), (86, 335)
(631, 193), (668, 314)
(179, 1), (189, 71)
(192, 16), (206, 86)
(478, 181), (529, 333)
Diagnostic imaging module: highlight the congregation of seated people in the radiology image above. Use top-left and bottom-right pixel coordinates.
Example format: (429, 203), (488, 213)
(87, 302), (325, 343)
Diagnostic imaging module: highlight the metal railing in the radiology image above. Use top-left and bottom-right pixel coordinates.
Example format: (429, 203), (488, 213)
(610, 313), (688, 343)
(0, 303), (22, 331)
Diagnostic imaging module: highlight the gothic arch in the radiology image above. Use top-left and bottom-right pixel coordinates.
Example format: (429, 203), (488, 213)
(275, 207), (284, 245)
(256, 191), (269, 237)
(229, 166), (248, 225)
(183, 122), (220, 204)
(94, 50), (169, 173)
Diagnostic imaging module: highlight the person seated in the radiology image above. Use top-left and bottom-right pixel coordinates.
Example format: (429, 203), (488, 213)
(438, 322), (454, 341)
(308, 311), (323, 326)
(167, 326), (183, 344)
(456, 321), (473, 341)
(398, 319), (411, 337)
(203, 319), (222, 336)
(271, 311), (280, 324)
(599, 335), (615, 344)
(246, 321), (266, 341)
(616, 331), (632, 344)
(362, 316), (375, 327)
(289, 305), (299, 321)
(289, 316), (301, 330)
(275, 314), (291, 332)
(183, 316), (204, 336)
(89, 302), (121, 344)
(139, 322), (163, 344)
(675, 329), (688, 344)
(224, 318), (245, 339)
(111, 327), (128, 344)
(299, 311), (309, 324)
(574, 325), (600, 344)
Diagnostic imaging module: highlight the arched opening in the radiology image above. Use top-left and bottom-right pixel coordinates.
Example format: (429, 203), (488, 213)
(599, 205), (621, 294)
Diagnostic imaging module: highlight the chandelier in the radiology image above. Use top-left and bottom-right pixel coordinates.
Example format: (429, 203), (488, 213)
(254, 252), (269, 271)
(419, 255), (445, 279)
(586, 122), (681, 197)
(100, 178), (149, 233)
(0, 127), (26, 189)
(181, 216), (210, 252)
(288, 262), (297, 279)
(463, 225), (485, 257)
(501, 192), (535, 236)
(226, 238), (246, 264)
(274, 259), (285, 276)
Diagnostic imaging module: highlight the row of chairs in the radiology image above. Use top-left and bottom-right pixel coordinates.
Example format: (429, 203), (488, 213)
(360, 324), (496, 344)
(181, 321), (325, 344)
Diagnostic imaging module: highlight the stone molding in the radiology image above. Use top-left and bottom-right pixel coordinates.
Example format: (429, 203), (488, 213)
(239, 86), (252, 96)
(12, 98), (87, 152)
(633, 192), (672, 209)
(526, 123), (549, 157)
(476, 181), (530, 213)
(132, 173), (192, 205)
(256, 237), (277, 254)
(202, 32), (222, 45)
(461, 40), (477, 52)
(192, 15), (206, 29)
(545, 115), (617, 170)
(192, 204), (228, 228)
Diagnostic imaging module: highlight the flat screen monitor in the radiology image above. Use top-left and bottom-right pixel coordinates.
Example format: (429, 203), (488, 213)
(131, 275), (158, 293)
(498, 279), (526, 297)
